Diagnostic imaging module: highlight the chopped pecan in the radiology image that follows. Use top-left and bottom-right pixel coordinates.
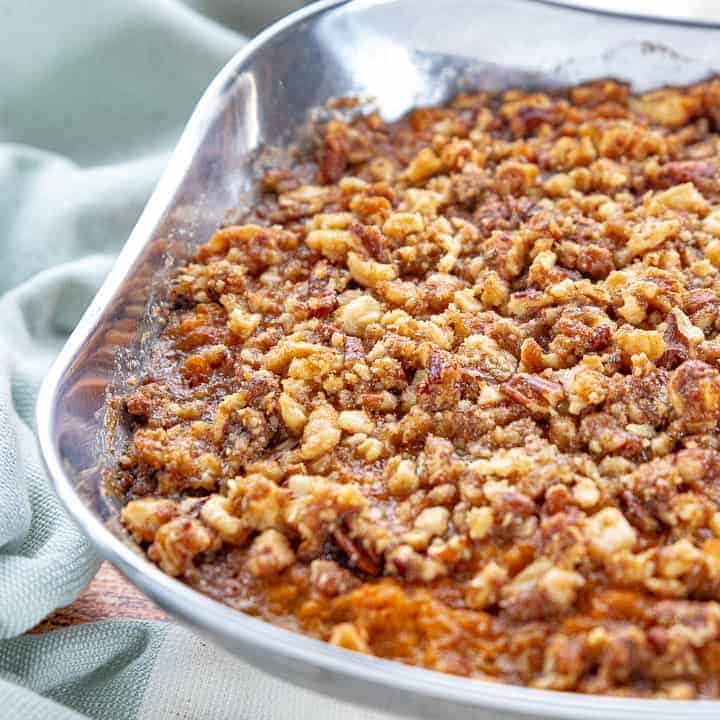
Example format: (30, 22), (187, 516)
(332, 528), (381, 576)
(349, 221), (391, 262)
(418, 347), (461, 410)
(668, 360), (720, 431)
(500, 374), (564, 415)
(576, 245), (614, 280)
(318, 129), (348, 184)
(657, 160), (718, 193)
(309, 559), (360, 596)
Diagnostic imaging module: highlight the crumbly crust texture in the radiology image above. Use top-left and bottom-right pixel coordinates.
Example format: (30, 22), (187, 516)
(118, 79), (720, 697)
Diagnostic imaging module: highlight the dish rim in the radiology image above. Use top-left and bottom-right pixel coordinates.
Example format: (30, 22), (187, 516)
(535, 0), (720, 28)
(35, 0), (720, 716)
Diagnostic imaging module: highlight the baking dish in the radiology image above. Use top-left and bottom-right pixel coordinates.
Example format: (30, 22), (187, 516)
(36, 1), (720, 717)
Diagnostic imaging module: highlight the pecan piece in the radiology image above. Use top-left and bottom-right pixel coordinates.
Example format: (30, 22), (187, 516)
(318, 131), (348, 184)
(684, 289), (720, 330)
(576, 245), (614, 280)
(500, 373), (564, 415)
(419, 347), (461, 411)
(332, 528), (381, 576)
(349, 221), (390, 262)
(309, 559), (360, 597)
(668, 360), (720, 431)
(659, 160), (717, 193)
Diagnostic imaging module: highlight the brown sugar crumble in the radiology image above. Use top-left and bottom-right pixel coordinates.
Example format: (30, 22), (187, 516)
(117, 78), (720, 698)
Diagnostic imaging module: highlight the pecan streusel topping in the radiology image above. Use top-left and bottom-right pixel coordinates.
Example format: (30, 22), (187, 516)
(118, 79), (720, 697)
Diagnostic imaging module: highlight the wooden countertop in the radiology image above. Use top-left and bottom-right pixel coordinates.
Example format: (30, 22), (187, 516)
(33, 562), (166, 632)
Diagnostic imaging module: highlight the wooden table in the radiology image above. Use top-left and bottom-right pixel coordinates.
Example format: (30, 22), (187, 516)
(33, 562), (166, 632)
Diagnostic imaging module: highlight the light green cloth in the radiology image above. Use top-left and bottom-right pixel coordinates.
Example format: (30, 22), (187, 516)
(0, 1), (401, 718)
(0, 0), (242, 636)
(0, 620), (400, 720)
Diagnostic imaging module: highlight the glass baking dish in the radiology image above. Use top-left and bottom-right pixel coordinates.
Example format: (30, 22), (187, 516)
(37, 1), (720, 717)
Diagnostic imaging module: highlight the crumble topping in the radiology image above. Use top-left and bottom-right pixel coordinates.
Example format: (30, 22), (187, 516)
(117, 78), (720, 697)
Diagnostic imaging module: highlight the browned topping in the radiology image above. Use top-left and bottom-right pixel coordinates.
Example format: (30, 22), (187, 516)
(118, 78), (720, 698)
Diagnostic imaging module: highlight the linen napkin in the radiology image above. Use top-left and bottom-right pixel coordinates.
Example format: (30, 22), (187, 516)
(0, 1), (399, 717)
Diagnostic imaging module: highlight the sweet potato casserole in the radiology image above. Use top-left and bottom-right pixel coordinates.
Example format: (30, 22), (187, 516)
(116, 78), (720, 697)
